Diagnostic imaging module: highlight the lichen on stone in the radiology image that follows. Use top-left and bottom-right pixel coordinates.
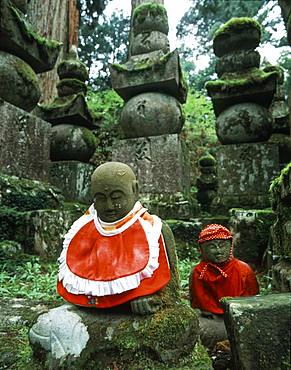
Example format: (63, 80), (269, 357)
(213, 17), (262, 40)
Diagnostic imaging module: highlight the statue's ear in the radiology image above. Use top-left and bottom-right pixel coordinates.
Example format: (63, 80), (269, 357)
(132, 180), (139, 197)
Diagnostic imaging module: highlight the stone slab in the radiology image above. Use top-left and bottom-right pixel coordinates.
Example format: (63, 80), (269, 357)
(214, 143), (280, 210)
(29, 303), (200, 369)
(110, 50), (187, 103)
(49, 161), (95, 204)
(222, 293), (291, 370)
(229, 208), (275, 268)
(36, 94), (96, 128)
(0, 0), (61, 73)
(0, 100), (51, 182)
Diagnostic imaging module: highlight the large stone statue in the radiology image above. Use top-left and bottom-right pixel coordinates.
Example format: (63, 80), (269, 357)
(57, 161), (180, 314)
(29, 162), (200, 369)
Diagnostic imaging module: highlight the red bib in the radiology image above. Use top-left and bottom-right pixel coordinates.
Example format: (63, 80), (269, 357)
(57, 211), (171, 308)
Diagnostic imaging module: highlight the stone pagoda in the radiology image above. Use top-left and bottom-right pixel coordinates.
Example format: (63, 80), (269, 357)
(0, 0), (61, 181)
(110, 1), (194, 219)
(206, 17), (280, 211)
(37, 47), (97, 203)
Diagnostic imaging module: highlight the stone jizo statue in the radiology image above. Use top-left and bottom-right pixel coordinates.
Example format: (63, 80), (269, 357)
(189, 223), (259, 349)
(57, 161), (179, 315)
(190, 223), (259, 315)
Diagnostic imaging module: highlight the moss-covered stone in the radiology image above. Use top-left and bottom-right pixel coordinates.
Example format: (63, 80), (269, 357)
(50, 124), (97, 162)
(30, 303), (202, 369)
(132, 3), (169, 36)
(0, 51), (40, 111)
(57, 47), (89, 82)
(56, 78), (87, 97)
(0, 172), (64, 211)
(213, 17), (261, 57)
(199, 154), (217, 167)
(269, 162), (291, 209)
(215, 49), (260, 77)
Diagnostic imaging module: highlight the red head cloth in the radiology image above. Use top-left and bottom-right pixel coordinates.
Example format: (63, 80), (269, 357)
(198, 224), (232, 244)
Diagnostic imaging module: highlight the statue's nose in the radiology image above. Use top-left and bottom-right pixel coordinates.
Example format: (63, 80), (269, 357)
(106, 198), (115, 209)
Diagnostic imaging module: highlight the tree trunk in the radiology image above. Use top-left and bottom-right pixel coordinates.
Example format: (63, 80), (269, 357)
(27, 0), (79, 104)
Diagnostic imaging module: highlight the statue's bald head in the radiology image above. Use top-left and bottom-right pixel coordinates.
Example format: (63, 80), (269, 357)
(91, 162), (138, 222)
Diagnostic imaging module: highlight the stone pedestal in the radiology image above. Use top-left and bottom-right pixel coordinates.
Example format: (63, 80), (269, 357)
(228, 208), (275, 269)
(113, 134), (196, 219)
(213, 142), (280, 211)
(0, 100), (51, 181)
(222, 294), (291, 370)
(29, 303), (200, 370)
(49, 161), (94, 204)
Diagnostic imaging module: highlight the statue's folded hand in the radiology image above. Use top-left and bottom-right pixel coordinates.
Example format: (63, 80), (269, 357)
(130, 295), (161, 315)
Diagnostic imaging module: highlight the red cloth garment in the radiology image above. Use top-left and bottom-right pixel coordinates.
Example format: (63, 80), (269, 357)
(57, 204), (171, 308)
(190, 258), (259, 314)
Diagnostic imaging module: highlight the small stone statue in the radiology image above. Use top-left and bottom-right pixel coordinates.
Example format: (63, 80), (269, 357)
(189, 223), (259, 348)
(57, 161), (179, 315)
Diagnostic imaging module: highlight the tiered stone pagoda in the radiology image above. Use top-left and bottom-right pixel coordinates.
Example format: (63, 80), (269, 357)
(110, 1), (195, 219)
(37, 47), (97, 203)
(0, 0), (61, 181)
(206, 17), (280, 211)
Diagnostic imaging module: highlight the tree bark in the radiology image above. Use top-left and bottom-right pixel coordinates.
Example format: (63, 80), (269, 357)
(27, 0), (79, 104)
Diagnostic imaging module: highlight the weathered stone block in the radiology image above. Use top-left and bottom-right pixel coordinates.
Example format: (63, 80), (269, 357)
(49, 161), (95, 204)
(215, 50), (260, 77)
(0, 0), (61, 73)
(112, 134), (190, 195)
(120, 92), (184, 138)
(269, 205), (291, 259)
(29, 303), (200, 369)
(222, 293), (291, 370)
(216, 103), (273, 144)
(269, 134), (291, 165)
(0, 100), (51, 181)
(131, 30), (169, 55)
(229, 208), (275, 268)
(36, 94), (95, 128)
(215, 143), (280, 210)
(110, 50), (187, 104)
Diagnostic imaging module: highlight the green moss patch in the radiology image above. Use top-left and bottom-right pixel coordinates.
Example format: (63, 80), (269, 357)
(0, 173), (64, 211)
(214, 17), (261, 40)
(133, 2), (167, 22)
(269, 161), (291, 208)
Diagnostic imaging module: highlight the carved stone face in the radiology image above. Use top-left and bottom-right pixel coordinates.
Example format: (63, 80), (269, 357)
(200, 239), (232, 264)
(91, 162), (138, 222)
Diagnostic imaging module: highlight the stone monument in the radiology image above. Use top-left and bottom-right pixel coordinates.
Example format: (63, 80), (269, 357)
(206, 17), (280, 212)
(37, 47), (97, 203)
(110, 1), (195, 220)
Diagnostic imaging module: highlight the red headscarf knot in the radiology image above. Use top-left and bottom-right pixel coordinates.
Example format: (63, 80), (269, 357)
(198, 224), (232, 244)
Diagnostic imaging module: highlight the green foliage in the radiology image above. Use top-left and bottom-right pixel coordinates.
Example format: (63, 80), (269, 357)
(278, 50), (291, 92)
(181, 89), (217, 185)
(0, 253), (61, 301)
(87, 89), (124, 165)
